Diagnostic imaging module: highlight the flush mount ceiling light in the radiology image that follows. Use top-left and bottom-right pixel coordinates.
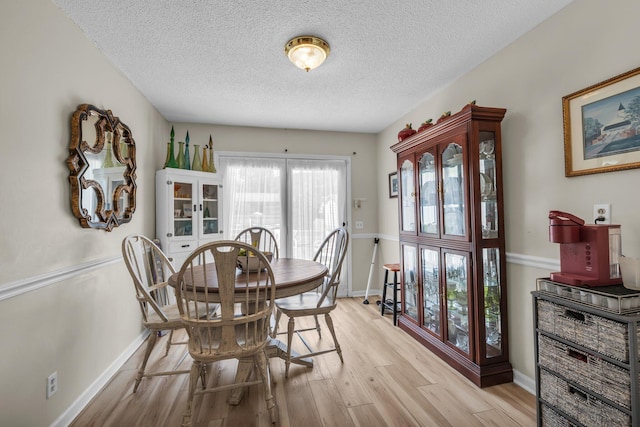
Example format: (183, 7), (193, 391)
(285, 36), (330, 72)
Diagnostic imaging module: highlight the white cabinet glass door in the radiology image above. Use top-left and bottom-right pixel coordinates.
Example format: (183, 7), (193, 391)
(172, 180), (194, 237)
(200, 182), (220, 239)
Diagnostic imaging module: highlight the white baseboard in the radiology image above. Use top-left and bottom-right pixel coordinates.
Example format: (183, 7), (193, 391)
(513, 369), (535, 395)
(49, 331), (149, 427)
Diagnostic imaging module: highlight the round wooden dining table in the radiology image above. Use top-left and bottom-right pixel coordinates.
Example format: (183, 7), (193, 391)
(168, 257), (328, 300)
(167, 257), (328, 405)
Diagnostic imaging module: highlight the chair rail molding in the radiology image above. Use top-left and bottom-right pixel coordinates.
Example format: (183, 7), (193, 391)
(0, 256), (122, 302)
(0, 246), (559, 302)
(505, 252), (559, 271)
(372, 235), (560, 271)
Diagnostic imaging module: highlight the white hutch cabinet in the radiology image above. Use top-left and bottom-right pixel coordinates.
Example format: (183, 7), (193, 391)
(156, 168), (223, 268)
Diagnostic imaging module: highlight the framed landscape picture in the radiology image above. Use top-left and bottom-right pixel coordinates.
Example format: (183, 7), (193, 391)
(563, 66), (640, 176)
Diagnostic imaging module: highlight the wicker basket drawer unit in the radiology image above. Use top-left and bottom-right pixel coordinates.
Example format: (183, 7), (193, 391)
(537, 299), (640, 363)
(538, 333), (632, 409)
(539, 369), (631, 426)
(540, 404), (579, 427)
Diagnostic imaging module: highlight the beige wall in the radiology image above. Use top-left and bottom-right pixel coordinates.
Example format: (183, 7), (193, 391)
(377, 0), (640, 383)
(0, 1), (167, 425)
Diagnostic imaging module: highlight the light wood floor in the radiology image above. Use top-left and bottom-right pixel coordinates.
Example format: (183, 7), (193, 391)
(70, 297), (536, 426)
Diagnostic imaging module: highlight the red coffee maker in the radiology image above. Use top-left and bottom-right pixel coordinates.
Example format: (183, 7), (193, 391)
(548, 210), (622, 287)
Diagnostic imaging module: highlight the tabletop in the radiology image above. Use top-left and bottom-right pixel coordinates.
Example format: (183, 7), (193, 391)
(168, 257), (328, 299)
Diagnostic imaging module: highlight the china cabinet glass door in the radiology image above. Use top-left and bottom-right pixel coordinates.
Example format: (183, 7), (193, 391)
(421, 247), (440, 335)
(399, 157), (416, 233)
(441, 142), (465, 237)
(200, 182), (220, 239)
(402, 244), (418, 322)
(483, 248), (503, 358)
(173, 180), (194, 237)
(445, 251), (469, 354)
(479, 132), (498, 239)
(419, 151), (438, 235)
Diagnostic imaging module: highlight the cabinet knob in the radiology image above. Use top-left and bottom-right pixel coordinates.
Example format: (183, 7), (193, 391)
(167, 180), (172, 185)
(167, 233), (173, 237)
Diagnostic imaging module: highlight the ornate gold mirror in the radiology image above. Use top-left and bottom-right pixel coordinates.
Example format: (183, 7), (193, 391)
(67, 104), (136, 231)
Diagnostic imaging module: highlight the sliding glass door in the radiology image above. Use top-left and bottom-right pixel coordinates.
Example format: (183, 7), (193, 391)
(288, 159), (347, 259)
(220, 155), (347, 260)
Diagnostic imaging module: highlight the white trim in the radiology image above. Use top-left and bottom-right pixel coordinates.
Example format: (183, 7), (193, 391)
(350, 233), (380, 239)
(377, 233), (399, 242)
(218, 150), (351, 162)
(506, 252), (559, 271)
(0, 256), (122, 302)
(513, 369), (535, 395)
(350, 289), (382, 298)
(49, 331), (150, 427)
(0, 244), (558, 303)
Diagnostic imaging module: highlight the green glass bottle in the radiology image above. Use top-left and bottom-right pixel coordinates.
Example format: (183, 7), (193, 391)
(102, 140), (115, 168)
(165, 126), (179, 168)
(202, 146), (209, 172)
(192, 144), (202, 171)
(208, 134), (216, 173)
(176, 141), (185, 169)
(184, 131), (191, 170)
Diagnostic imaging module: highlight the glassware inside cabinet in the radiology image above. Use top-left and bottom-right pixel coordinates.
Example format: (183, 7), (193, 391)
(479, 132), (498, 239)
(202, 183), (219, 235)
(421, 247), (440, 335)
(419, 152), (438, 234)
(442, 143), (465, 236)
(483, 247), (502, 358)
(402, 244), (418, 321)
(173, 181), (193, 237)
(400, 158), (416, 232)
(445, 252), (469, 353)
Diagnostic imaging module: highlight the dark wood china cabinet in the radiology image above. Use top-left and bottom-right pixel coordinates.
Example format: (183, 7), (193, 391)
(390, 104), (512, 387)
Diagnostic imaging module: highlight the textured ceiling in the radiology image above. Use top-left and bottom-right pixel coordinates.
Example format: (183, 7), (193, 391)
(52, 0), (574, 133)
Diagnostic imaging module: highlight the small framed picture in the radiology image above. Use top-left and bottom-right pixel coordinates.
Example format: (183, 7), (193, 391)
(388, 172), (398, 198)
(182, 204), (193, 218)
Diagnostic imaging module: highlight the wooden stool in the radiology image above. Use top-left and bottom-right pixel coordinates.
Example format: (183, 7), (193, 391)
(380, 263), (400, 325)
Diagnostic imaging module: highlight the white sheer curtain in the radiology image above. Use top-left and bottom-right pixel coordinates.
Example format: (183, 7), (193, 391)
(287, 159), (347, 260)
(220, 155), (347, 259)
(220, 157), (285, 245)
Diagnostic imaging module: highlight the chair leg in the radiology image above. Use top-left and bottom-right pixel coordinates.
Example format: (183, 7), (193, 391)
(324, 313), (343, 363)
(182, 361), (201, 427)
(255, 350), (277, 424)
(165, 329), (174, 356)
(271, 309), (281, 339)
(285, 316), (295, 378)
(200, 362), (207, 390)
(314, 314), (322, 339)
(381, 269), (390, 316)
(134, 331), (158, 393)
(392, 271), (399, 326)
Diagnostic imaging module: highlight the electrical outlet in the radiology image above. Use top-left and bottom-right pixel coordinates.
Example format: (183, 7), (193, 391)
(46, 371), (58, 399)
(593, 203), (611, 224)
(355, 220), (364, 229)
